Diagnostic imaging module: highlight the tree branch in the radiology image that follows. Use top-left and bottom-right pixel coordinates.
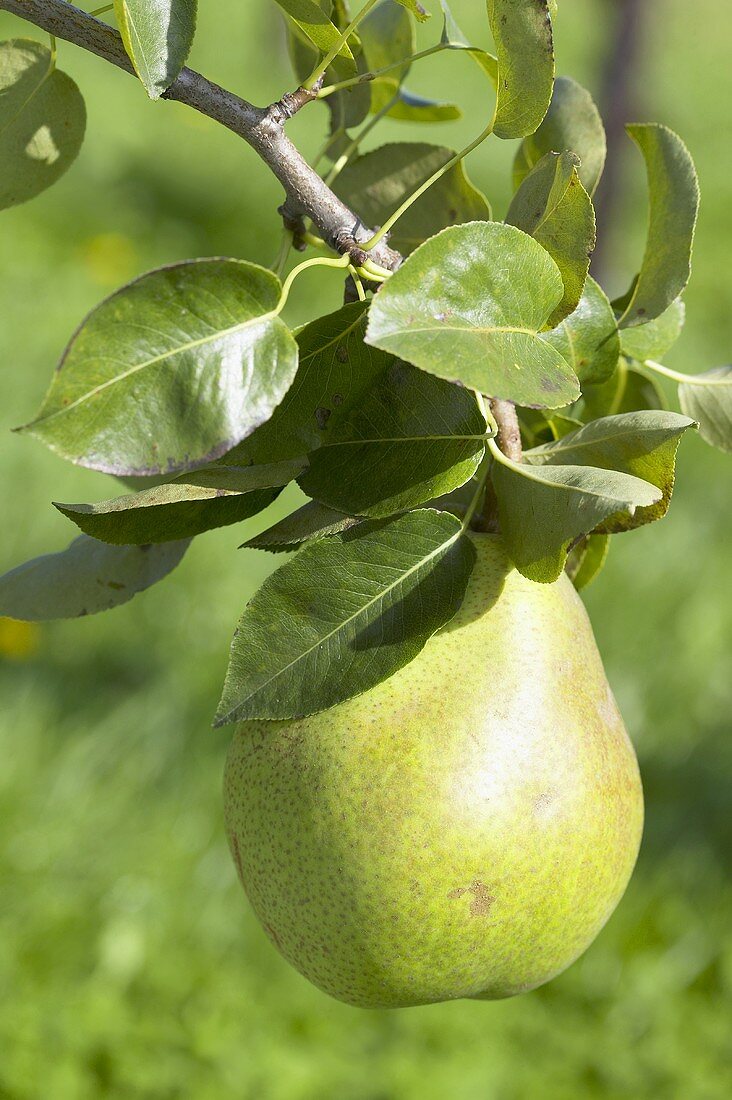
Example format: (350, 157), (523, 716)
(0, 0), (402, 271)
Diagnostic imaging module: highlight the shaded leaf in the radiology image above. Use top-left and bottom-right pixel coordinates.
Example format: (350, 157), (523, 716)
(0, 537), (189, 621)
(0, 39), (86, 210)
(227, 303), (386, 465)
(678, 365), (732, 453)
(298, 359), (489, 516)
(333, 142), (491, 256)
(20, 260), (298, 477)
(53, 461), (302, 545)
(491, 449), (660, 583)
(542, 277), (619, 387)
(366, 222), (580, 409)
(620, 298), (685, 362)
(385, 88), (461, 123)
(506, 150), (595, 326)
(566, 534), (609, 591)
(617, 124), (700, 329)
(244, 500), (362, 553)
(572, 362), (666, 423)
(525, 410), (695, 532)
(215, 509), (475, 723)
(487, 0), (555, 140)
(114, 0), (197, 99)
(513, 76), (606, 196)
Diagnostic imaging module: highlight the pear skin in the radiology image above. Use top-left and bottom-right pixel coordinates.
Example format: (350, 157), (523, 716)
(224, 535), (643, 1008)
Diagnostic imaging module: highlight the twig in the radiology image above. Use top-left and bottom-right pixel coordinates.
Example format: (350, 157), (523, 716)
(0, 0), (402, 271)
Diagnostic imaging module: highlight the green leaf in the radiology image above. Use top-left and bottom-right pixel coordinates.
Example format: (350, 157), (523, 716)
(572, 361), (666, 423)
(244, 500), (362, 553)
(215, 508), (475, 723)
(491, 449), (661, 583)
(487, 0), (555, 140)
(0, 537), (189, 621)
(366, 222), (580, 409)
(288, 16), (370, 130)
(227, 303), (385, 466)
(513, 76), (606, 196)
(20, 259), (298, 477)
(439, 1), (498, 83)
(114, 0), (197, 99)
(333, 142), (491, 256)
(298, 359), (489, 516)
(620, 298), (686, 362)
(617, 124), (700, 329)
(393, 0), (430, 21)
(385, 88), (461, 123)
(566, 534), (609, 591)
(524, 410), (695, 532)
(0, 39), (86, 210)
(678, 366), (732, 453)
(505, 151), (595, 326)
(53, 461), (301, 545)
(542, 276), (620, 387)
(272, 0), (355, 61)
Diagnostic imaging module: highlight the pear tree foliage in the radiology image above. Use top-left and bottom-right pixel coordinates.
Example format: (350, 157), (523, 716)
(0, 0), (728, 722)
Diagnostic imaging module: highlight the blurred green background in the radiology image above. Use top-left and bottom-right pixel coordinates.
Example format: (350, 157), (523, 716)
(1, 2), (730, 1096)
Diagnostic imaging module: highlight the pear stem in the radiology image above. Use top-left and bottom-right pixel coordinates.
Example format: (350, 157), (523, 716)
(472, 400), (522, 534)
(489, 400), (523, 463)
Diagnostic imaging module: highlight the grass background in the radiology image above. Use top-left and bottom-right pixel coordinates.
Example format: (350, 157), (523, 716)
(0, 1), (730, 1096)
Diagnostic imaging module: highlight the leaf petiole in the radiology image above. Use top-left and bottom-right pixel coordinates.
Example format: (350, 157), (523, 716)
(276, 254), (351, 314)
(317, 43), (446, 99)
(304, 0), (380, 90)
(644, 359), (729, 387)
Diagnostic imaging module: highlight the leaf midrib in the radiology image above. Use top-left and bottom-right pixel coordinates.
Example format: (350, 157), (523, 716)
(32, 309), (279, 428)
(219, 519), (461, 720)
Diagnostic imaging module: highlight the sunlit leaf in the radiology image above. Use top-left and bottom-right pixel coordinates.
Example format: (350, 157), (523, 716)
(617, 124), (700, 329)
(524, 410), (695, 532)
(506, 151), (595, 325)
(487, 0), (555, 140)
(513, 76), (606, 196)
(393, 0), (430, 21)
(491, 449), (660, 583)
(0, 537), (189, 621)
(272, 0), (355, 61)
(114, 0), (197, 99)
(20, 260), (298, 477)
(299, 359), (489, 516)
(366, 222), (580, 409)
(620, 299), (686, 362)
(0, 39), (86, 210)
(215, 509), (475, 723)
(333, 142), (491, 256)
(542, 277), (620, 387)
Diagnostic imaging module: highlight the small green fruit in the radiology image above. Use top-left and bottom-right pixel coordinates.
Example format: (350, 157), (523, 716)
(224, 535), (643, 1008)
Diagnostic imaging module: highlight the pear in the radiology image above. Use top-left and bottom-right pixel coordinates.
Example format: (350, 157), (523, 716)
(224, 534), (643, 1009)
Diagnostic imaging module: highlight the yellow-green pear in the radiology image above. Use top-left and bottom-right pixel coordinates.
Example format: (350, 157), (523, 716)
(224, 535), (643, 1009)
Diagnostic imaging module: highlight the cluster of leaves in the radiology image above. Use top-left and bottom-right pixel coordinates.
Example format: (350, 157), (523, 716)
(0, 0), (729, 725)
